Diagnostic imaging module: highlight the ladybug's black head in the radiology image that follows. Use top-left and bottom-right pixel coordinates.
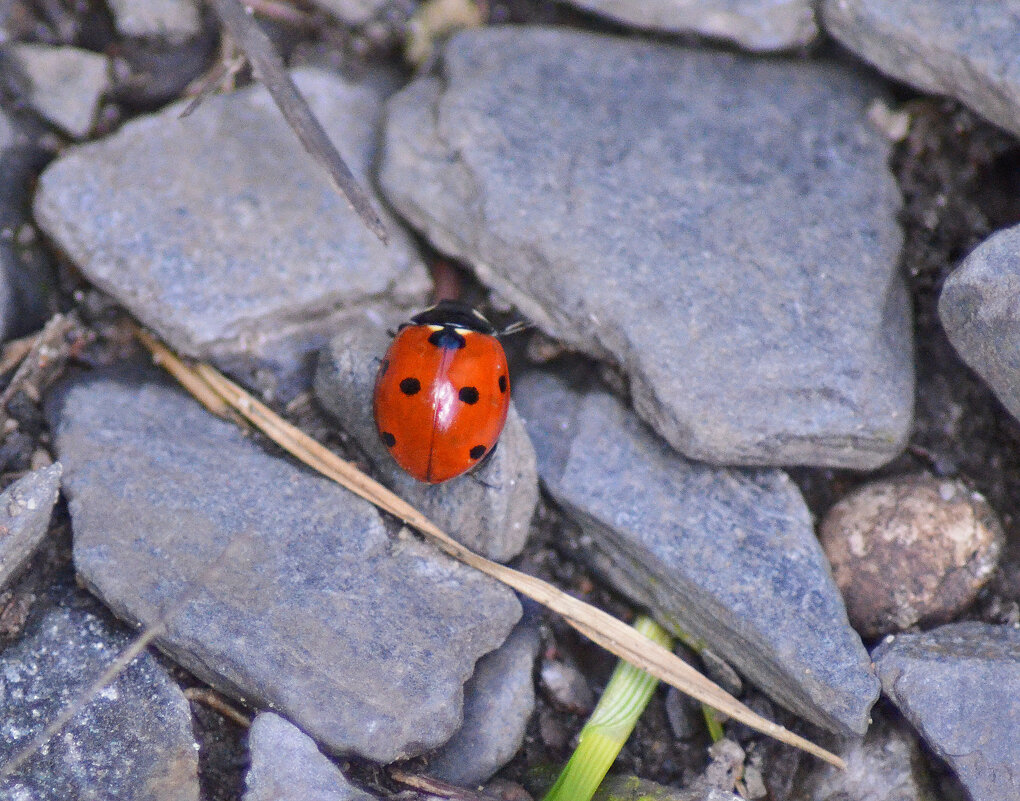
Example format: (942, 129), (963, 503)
(410, 300), (496, 335)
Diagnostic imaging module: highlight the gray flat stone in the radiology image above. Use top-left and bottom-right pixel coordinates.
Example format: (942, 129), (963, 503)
(46, 365), (520, 763)
(427, 622), (540, 786)
(314, 311), (538, 562)
(107, 0), (203, 41)
(0, 596), (200, 801)
(873, 623), (1020, 801)
(822, 0), (1020, 139)
(563, 0), (817, 51)
(8, 43), (110, 138)
(380, 27), (912, 469)
(939, 226), (1020, 427)
(0, 463), (61, 591)
(244, 713), (377, 801)
(515, 371), (878, 736)
(34, 68), (430, 401)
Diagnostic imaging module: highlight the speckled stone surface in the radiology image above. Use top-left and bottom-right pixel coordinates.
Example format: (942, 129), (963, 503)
(0, 595), (200, 801)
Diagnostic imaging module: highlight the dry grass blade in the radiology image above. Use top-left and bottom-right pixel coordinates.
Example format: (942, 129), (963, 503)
(184, 687), (253, 728)
(139, 336), (844, 769)
(208, 0), (389, 244)
(391, 769), (502, 799)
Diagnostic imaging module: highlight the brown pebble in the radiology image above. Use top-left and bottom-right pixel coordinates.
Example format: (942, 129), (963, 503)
(820, 475), (1003, 638)
(484, 778), (533, 801)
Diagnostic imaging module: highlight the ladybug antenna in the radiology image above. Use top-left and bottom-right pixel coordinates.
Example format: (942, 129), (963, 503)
(499, 320), (530, 337)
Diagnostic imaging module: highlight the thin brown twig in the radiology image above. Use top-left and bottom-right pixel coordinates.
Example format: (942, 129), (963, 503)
(244, 0), (317, 28)
(134, 334), (844, 770)
(207, 0), (390, 244)
(179, 54), (248, 119)
(0, 314), (78, 432)
(0, 332), (40, 377)
(390, 770), (501, 799)
(184, 687), (253, 727)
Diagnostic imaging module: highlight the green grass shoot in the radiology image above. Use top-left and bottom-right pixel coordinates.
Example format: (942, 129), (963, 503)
(542, 615), (674, 801)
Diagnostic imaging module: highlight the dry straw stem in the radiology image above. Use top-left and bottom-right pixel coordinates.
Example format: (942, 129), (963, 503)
(138, 333), (844, 770)
(208, 0), (389, 244)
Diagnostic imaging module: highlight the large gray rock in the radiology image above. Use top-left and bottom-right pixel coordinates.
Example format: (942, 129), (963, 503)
(0, 463), (61, 590)
(515, 371), (878, 736)
(0, 596), (200, 800)
(34, 68), (430, 400)
(939, 226), (1020, 427)
(380, 28), (912, 469)
(562, 0), (817, 51)
(873, 623), (1020, 801)
(427, 622), (540, 786)
(46, 365), (520, 763)
(314, 312), (538, 562)
(822, 0), (1020, 139)
(7, 43), (110, 138)
(244, 713), (377, 801)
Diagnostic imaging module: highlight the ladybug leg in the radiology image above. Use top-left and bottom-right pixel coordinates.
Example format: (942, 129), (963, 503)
(386, 322), (412, 338)
(467, 471), (498, 490)
(482, 441), (498, 462)
(466, 442), (500, 489)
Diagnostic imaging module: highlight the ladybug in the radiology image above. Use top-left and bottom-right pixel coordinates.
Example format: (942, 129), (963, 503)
(373, 301), (511, 484)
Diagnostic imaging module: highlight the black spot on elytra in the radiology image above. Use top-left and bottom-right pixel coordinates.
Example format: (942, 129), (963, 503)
(498, 375), (507, 393)
(469, 445), (487, 460)
(428, 327), (467, 349)
(399, 377), (421, 395)
(459, 386), (480, 404)
(381, 432), (396, 447)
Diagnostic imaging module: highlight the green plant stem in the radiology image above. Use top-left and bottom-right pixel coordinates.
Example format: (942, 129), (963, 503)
(702, 704), (726, 742)
(543, 616), (674, 801)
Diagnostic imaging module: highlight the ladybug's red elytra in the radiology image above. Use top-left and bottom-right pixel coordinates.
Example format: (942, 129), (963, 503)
(373, 301), (511, 484)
